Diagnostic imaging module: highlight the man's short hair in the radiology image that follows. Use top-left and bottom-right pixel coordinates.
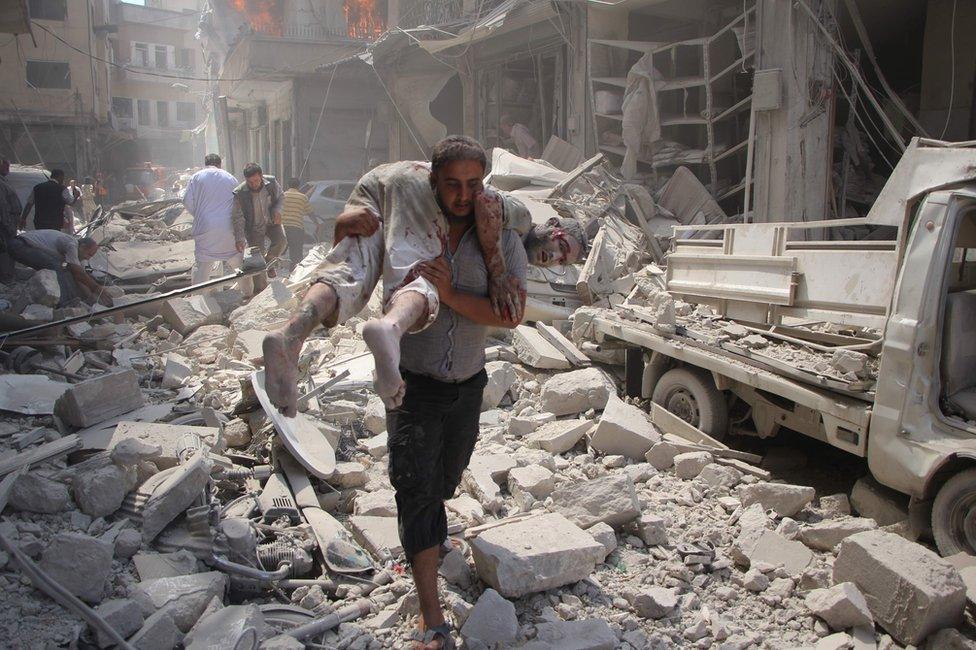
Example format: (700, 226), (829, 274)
(430, 136), (487, 176)
(243, 162), (262, 178)
(204, 153), (221, 167)
(50, 168), (65, 181)
(78, 236), (98, 251)
(287, 177), (300, 189)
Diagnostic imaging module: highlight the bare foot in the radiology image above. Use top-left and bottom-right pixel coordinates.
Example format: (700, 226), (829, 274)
(262, 329), (303, 417)
(362, 319), (405, 409)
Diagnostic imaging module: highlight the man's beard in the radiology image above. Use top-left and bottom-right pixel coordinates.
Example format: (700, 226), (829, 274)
(436, 194), (473, 223)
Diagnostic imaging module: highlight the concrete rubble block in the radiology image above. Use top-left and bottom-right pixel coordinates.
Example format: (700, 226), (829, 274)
(93, 421), (220, 470)
(446, 494), (486, 525)
(364, 431), (388, 459)
(698, 463), (743, 489)
(805, 582), (874, 631)
(520, 618), (616, 650)
(815, 632), (852, 650)
(744, 530), (813, 576)
(353, 489), (397, 517)
(74, 464), (135, 518)
(460, 588), (518, 646)
(635, 513), (668, 546)
(737, 481), (816, 517)
(525, 419), (592, 454)
(133, 550), (199, 581)
(363, 396), (387, 435)
(54, 369), (146, 428)
(540, 368), (616, 416)
(471, 513), (605, 598)
(262, 634), (306, 649)
(645, 441), (681, 470)
(549, 472), (640, 529)
(798, 517), (879, 552)
(110, 438), (162, 468)
(588, 522), (617, 559)
(9, 473), (69, 513)
(328, 461), (367, 489)
(349, 515), (402, 558)
(27, 269), (61, 307)
(161, 354), (193, 389)
(509, 411), (556, 436)
(129, 610), (184, 650)
(463, 454), (518, 509)
(634, 587), (678, 619)
(132, 571), (228, 633)
(39, 533), (113, 604)
(114, 528), (142, 559)
(439, 548), (472, 589)
(141, 454), (212, 542)
(673, 451), (714, 480)
(850, 476), (908, 526)
(21, 303), (53, 321)
(483, 361), (518, 410)
(513, 325), (571, 370)
(228, 280), (295, 331)
(93, 599), (144, 648)
(508, 464), (555, 509)
(160, 294), (223, 336)
(819, 493), (853, 517)
(183, 604), (264, 650)
(831, 349), (869, 377)
(923, 628), (976, 650)
(222, 419), (251, 448)
(833, 529), (966, 645)
(589, 393), (660, 460)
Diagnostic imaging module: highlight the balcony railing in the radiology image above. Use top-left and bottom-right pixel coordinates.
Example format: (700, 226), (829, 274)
(281, 23), (348, 40)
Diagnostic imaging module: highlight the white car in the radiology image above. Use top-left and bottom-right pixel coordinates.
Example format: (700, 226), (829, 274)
(300, 180), (357, 242)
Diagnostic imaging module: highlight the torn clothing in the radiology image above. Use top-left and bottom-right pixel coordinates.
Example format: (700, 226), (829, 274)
(182, 166), (240, 261)
(387, 367), (487, 561)
(312, 161), (530, 342)
(231, 177), (284, 246)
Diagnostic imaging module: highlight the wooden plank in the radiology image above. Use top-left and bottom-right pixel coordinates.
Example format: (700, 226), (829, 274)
(652, 403), (729, 450)
(535, 322), (590, 366)
(0, 435), (81, 478)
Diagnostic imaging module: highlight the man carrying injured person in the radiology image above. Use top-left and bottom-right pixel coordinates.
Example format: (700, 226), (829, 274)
(263, 135), (526, 648)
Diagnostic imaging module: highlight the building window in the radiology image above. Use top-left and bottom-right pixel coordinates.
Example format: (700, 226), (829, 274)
(157, 101), (169, 127)
(25, 61), (71, 89)
(137, 99), (150, 126)
(154, 45), (168, 69)
(133, 43), (149, 67)
(112, 97), (133, 118)
(176, 102), (196, 124)
(28, 0), (66, 21)
(178, 48), (193, 70)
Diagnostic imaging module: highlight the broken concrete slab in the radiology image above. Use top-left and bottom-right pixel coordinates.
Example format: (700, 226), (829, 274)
(513, 325), (571, 369)
(539, 368), (616, 416)
(520, 618), (616, 650)
(39, 532), (113, 604)
(698, 463), (743, 489)
(508, 464), (555, 510)
(439, 548), (472, 589)
(673, 451), (714, 480)
(329, 461), (367, 489)
(353, 489), (397, 517)
(114, 529), (142, 559)
(737, 482), (816, 517)
(645, 441), (681, 470)
(363, 396), (386, 435)
(82, 421), (221, 470)
(634, 586), (678, 619)
(463, 454), (518, 510)
(183, 604), (264, 650)
(364, 431), (388, 459)
(798, 517), (878, 552)
(470, 513), (605, 598)
(549, 472), (640, 529)
(483, 361), (517, 410)
(133, 550), (199, 581)
(54, 369), (146, 428)
(142, 453), (212, 542)
(535, 322), (590, 367)
(588, 522), (617, 559)
(589, 394), (659, 460)
(9, 473), (69, 513)
(132, 571), (228, 632)
(129, 610), (184, 650)
(460, 588), (518, 646)
(509, 411), (556, 436)
(27, 269), (60, 307)
(635, 514), (668, 547)
(93, 599), (144, 648)
(74, 464), (136, 518)
(744, 530), (813, 576)
(805, 582), (874, 631)
(850, 476), (908, 526)
(525, 418), (592, 454)
(161, 354), (193, 389)
(228, 280), (295, 331)
(833, 529), (966, 645)
(160, 294), (223, 336)
(349, 515), (402, 558)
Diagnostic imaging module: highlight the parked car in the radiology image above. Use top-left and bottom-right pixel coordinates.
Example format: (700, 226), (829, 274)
(300, 180), (356, 242)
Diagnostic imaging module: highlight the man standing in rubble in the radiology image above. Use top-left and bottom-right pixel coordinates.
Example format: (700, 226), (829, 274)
(20, 169), (81, 232)
(182, 154), (243, 286)
(232, 163), (286, 296)
(263, 137), (528, 649)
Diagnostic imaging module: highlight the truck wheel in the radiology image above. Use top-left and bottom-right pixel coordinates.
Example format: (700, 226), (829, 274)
(651, 367), (728, 440)
(932, 468), (976, 555)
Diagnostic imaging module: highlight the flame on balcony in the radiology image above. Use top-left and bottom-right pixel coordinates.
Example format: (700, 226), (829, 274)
(230, 0), (283, 36)
(344, 0), (386, 40)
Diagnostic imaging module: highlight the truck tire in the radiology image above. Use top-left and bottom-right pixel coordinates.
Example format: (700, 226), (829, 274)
(932, 468), (976, 555)
(651, 367), (729, 440)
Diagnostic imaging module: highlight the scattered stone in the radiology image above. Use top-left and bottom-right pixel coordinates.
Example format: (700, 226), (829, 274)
(525, 419), (591, 454)
(262, 634), (306, 649)
(509, 411), (556, 436)
(645, 441), (681, 470)
(513, 325), (571, 370)
(160, 294), (223, 336)
(114, 528), (142, 559)
(737, 482), (816, 517)
(698, 463), (742, 489)
(831, 349), (869, 377)
(132, 571), (228, 632)
(740, 568), (769, 592)
(161, 353), (192, 388)
(589, 393), (659, 460)
(27, 269), (60, 307)
(129, 610), (184, 650)
(464, 454), (518, 509)
(833, 529), (966, 645)
(470, 513), (604, 598)
(222, 419), (251, 448)
(744, 530), (813, 575)
(9, 473), (69, 513)
(364, 431), (389, 459)
(740, 334), (768, 349)
(363, 396), (386, 435)
(923, 628), (976, 650)
(635, 514), (667, 546)
(110, 438), (162, 467)
(815, 632), (853, 650)
(40, 533), (113, 604)
(353, 489), (397, 517)
(550, 472), (640, 529)
(521, 619), (616, 650)
(850, 477), (908, 526)
(92, 421), (220, 470)
(483, 361), (517, 409)
(819, 493), (852, 517)
(508, 464), (555, 509)
(74, 464), (134, 518)
(93, 599), (145, 648)
(184, 604), (264, 649)
(439, 548), (472, 588)
(142, 454), (212, 542)
(329, 461), (367, 489)
(539, 368), (616, 416)
(349, 515), (402, 557)
(588, 522), (617, 559)
(673, 451), (714, 479)
(634, 587), (678, 619)
(798, 517), (878, 551)
(460, 588), (518, 646)
(133, 550), (199, 581)
(54, 369), (146, 428)
(721, 322), (748, 338)
(805, 582), (874, 631)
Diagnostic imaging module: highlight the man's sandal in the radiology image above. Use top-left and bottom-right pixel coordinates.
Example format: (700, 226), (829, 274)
(421, 622), (456, 650)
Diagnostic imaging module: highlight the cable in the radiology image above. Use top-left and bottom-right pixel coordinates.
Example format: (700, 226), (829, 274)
(940, 0), (957, 139)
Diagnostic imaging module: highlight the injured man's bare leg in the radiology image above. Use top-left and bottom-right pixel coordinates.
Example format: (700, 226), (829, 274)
(263, 282), (338, 418)
(362, 291), (428, 409)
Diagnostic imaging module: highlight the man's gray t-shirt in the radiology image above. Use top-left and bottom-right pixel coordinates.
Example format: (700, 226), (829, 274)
(399, 228), (528, 383)
(18, 229), (80, 266)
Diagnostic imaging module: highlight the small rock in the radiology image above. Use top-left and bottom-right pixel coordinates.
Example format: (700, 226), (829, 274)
(805, 582), (874, 631)
(673, 452), (714, 480)
(634, 587), (678, 619)
(9, 473), (69, 514)
(114, 528), (142, 559)
(460, 588), (517, 646)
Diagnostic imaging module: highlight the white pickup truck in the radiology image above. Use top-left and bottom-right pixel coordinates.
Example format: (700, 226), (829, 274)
(584, 139), (976, 556)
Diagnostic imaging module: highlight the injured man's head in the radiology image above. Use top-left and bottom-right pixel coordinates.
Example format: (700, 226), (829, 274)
(523, 217), (586, 267)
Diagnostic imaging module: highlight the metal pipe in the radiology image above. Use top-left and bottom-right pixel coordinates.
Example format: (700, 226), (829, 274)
(209, 554), (291, 582)
(284, 599), (372, 640)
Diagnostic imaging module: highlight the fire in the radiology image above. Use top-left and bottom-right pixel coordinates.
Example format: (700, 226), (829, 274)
(344, 0), (386, 40)
(229, 0), (283, 36)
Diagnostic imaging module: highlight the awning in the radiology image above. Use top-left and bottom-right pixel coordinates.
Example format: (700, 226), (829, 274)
(0, 1), (32, 37)
(417, 0), (559, 54)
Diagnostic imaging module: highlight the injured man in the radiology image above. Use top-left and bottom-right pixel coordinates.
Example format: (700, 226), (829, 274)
(263, 135), (587, 413)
